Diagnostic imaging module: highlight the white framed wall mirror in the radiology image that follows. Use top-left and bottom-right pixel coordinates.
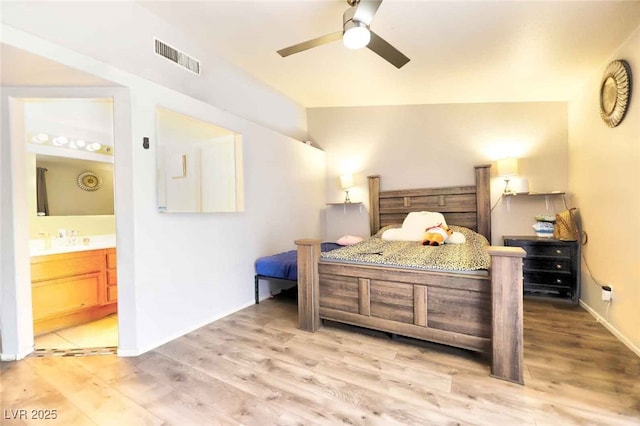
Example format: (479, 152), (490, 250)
(155, 107), (244, 213)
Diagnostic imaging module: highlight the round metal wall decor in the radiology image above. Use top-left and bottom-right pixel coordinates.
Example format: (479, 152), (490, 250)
(599, 59), (632, 128)
(77, 171), (102, 191)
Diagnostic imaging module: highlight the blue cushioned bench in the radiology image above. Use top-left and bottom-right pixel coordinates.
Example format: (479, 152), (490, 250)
(254, 242), (342, 304)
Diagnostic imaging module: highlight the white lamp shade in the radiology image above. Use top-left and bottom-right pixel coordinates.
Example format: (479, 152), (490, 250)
(340, 174), (354, 189)
(510, 177), (529, 194)
(497, 158), (518, 177)
(343, 26), (371, 49)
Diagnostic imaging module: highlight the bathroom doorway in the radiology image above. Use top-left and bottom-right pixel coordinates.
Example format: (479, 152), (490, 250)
(18, 97), (119, 354)
(1, 44), (134, 360)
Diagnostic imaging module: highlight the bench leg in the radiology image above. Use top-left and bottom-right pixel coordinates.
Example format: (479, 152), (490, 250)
(255, 275), (259, 304)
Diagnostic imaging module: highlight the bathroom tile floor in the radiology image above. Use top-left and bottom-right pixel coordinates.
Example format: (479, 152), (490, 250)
(34, 314), (118, 350)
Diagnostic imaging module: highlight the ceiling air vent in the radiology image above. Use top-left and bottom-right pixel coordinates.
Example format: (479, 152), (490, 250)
(154, 38), (200, 75)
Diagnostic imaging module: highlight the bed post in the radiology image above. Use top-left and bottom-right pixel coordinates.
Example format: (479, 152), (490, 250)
(295, 239), (322, 332)
(368, 175), (381, 235)
(474, 164), (491, 241)
(487, 246), (526, 384)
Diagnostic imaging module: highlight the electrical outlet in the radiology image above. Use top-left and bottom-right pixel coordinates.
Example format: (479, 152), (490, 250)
(601, 285), (612, 302)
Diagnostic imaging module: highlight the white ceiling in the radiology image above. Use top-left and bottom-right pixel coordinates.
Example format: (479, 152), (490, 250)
(3, 2), (640, 109)
(139, 0), (640, 107)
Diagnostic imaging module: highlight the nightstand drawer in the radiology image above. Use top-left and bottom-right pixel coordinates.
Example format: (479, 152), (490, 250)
(524, 258), (572, 272)
(524, 271), (572, 287)
(504, 240), (571, 258)
(525, 244), (571, 257)
(524, 282), (573, 298)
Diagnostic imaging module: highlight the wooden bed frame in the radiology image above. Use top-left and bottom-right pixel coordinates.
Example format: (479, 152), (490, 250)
(295, 165), (526, 384)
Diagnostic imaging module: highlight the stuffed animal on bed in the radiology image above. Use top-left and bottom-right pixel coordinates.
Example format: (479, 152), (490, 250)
(422, 223), (453, 246)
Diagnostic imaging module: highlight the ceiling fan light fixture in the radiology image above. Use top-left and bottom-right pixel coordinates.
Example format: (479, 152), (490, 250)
(343, 22), (370, 49)
(276, 0), (410, 67)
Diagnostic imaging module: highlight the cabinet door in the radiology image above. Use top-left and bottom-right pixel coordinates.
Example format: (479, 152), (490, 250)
(32, 273), (101, 321)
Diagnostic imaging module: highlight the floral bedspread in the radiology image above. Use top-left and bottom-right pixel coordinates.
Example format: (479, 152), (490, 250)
(321, 226), (490, 271)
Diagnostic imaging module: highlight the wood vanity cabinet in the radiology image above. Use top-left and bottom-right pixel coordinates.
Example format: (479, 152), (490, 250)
(31, 248), (117, 335)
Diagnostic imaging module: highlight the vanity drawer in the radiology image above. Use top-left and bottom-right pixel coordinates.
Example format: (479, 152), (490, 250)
(31, 250), (104, 282)
(106, 249), (117, 269)
(107, 285), (118, 303)
(107, 269), (118, 286)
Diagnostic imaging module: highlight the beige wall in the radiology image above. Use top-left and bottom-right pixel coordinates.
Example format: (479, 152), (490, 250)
(308, 102), (569, 244)
(568, 27), (640, 354)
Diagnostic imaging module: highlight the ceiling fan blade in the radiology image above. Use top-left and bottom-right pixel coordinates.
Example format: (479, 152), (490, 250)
(367, 31), (410, 68)
(353, 0), (383, 25)
(277, 31), (343, 57)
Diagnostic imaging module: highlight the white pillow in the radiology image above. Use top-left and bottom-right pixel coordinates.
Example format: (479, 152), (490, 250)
(401, 211), (447, 232)
(381, 227), (418, 241)
(382, 212), (447, 241)
(446, 231), (466, 244)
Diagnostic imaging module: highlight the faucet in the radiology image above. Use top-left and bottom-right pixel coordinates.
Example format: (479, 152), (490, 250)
(69, 229), (79, 245)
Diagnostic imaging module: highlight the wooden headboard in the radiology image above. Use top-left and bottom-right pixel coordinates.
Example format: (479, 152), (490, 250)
(368, 164), (491, 240)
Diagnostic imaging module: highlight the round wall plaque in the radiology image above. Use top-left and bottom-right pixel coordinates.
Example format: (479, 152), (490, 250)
(600, 60), (632, 128)
(77, 171), (102, 191)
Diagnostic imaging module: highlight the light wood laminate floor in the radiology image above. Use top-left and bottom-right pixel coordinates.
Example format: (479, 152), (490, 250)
(2, 296), (639, 425)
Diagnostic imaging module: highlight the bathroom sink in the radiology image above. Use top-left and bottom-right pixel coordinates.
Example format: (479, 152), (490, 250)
(30, 234), (116, 256)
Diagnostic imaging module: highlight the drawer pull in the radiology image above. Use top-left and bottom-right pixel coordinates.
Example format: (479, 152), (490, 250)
(555, 249), (562, 255)
(556, 264), (563, 270)
(556, 279), (563, 284)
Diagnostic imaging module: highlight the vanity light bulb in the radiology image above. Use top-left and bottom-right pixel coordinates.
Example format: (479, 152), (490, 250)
(52, 136), (69, 146)
(75, 139), (86, 147)
(86, 142), (102, 152)
(32, 133), (49, 143)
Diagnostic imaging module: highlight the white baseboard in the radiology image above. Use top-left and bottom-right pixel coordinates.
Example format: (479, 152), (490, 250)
(0, 346), (33, 362)
(117, 300), (256, 358)
(579, 299), (640, 358)
(0, 353), (18, 362)
(116, 348), (141, 357)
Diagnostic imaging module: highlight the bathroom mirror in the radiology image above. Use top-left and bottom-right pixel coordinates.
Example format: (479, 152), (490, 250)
(33, 154), (114, 216)
(23, 97), (116, 217)
(156, 107), (244, 213)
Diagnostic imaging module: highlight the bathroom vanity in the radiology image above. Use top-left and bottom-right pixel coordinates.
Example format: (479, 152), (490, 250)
(31, 243), (117, 336)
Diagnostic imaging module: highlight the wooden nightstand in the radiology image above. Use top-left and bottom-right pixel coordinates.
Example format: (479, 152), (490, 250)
(503, 236), (580, 304)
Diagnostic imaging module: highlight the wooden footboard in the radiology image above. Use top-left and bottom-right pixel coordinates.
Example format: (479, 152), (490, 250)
(295, 240), (525, 384)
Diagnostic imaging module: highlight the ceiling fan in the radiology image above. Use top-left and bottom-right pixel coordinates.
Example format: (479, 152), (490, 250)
(277, 0), (410, 69)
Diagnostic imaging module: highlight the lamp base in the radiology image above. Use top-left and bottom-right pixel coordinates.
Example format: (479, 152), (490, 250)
(503, 177), (513, 195)
(344, 190), (351, 203)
